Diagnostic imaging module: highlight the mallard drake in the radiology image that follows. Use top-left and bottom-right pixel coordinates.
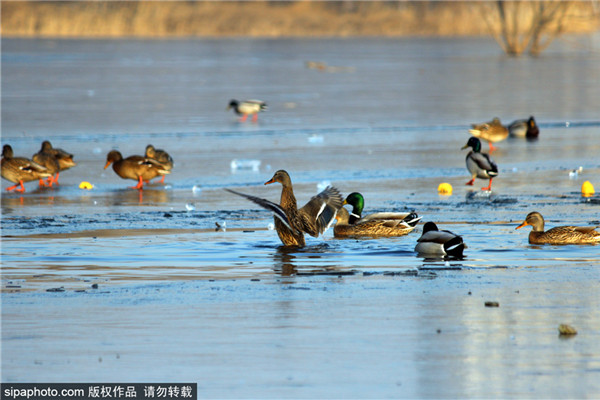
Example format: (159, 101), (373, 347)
(343, 192), (421, 225)
(469, 117), (508, 152)
(516, 211), (600, 245)
(104, 150), (170, 190)
(227, 99), (267, 122)
(32, 141), (60, 187)
(1, 144), (51, 193)
(334, 207), (419, 238)
(226, 169), (343, 247)
(414, 222), (465, 258)
(508, 116), (539, 139)
(462, 136), (498, 191)
(145, 144), (173, 183)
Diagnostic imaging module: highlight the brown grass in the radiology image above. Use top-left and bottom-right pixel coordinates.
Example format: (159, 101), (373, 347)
(1, 1), (598, 38)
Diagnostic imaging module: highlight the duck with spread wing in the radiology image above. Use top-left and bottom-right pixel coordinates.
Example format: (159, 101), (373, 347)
(226, 170), (343, 247)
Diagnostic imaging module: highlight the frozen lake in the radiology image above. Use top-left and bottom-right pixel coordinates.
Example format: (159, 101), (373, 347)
(2, 37), (600, 398)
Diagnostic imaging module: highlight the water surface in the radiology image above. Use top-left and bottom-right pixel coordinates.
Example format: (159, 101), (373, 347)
(2, 37), (600, 398)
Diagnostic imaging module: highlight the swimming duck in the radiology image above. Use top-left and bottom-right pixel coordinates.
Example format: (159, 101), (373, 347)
(343, 192), (421, 225)
(515, 211), (600, 245)
(508, 116), (539, 139)
(32, 141), (60, 187)
(334, 207), (419, 238)
(145, 144), (173, 183)
(104, 150), (170, 190)
(227, 99), (267, 122)
(414, 221), (465, 258)
(226, 169), (343, 247)
(462, 136), (498, 191)
(469, 117), (508, 152)
(1, 144), (52, 193)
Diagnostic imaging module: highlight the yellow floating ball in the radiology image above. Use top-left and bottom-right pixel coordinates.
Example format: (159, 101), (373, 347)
(582, 180), (595, 197)
(79, 181), (94, 190)
(438, 182), (453, 195)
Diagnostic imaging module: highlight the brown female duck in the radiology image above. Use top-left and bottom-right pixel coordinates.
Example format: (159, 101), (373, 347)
(2, 144), (51, 192)
(32, 141), (60, 187)
(145, 144), (173, 183)
(516, 211), (600, 245)
(226, 170), (343, 247)
(334, 207), (418, 238)
(469, 117), (508, 152)
(104, 150), (170, 190)
(47, 141), (76, 184)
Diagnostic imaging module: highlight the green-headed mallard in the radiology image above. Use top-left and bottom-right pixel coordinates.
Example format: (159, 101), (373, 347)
(508, 116), (539, 139)
(334, 207), (418, 238)
(469, 117), (508, 152)
(145, 144), (173, 183)
(32, 141), (60, 187)
(104, 150), (170, 190)
(227, 99), (267, 122)
(2, 144), (51, 193)
(226, 169), (342, 247)
(334, 192), (421, 237)
(462, 136), (498, 191)
(415, 221), (465, 258)
(516, 211), (600, 245)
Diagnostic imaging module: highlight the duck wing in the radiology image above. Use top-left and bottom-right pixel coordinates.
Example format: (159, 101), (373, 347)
(573, 226), (599, 234)
(361, 212), (422, 227)
(225, 188), (295, 232)
(470, 152), (498, 175)
(5, 157), (51, 180)
(136, 156), (171, 173)
(298, 186), (343, 237)
(417, 229), (458, 244)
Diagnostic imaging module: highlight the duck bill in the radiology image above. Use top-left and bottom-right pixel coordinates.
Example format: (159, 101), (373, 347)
(515, 221), (528, 230)
(264, 178), (275, 185)
(461, 144), (469, 150)
(103, 161), (112, 170)
(342, 199), (348, 205)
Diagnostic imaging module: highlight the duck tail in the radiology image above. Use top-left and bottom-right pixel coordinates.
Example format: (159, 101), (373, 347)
(444, 237), (464, 258)
(403, 213), (422, 227)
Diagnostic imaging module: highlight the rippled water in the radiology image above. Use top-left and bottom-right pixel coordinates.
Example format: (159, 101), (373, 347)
(2, 37), (600, 397)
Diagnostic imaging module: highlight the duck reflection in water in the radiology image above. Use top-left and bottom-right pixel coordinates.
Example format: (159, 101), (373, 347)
(273, 244), (342, 277)
(110, 187), (172, 205)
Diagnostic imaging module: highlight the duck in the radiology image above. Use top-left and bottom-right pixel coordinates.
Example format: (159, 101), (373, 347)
(104, 150), (170, 190)
(343, 192), (421, 225)
(461, 136), (498, 191)
(47, 141), (77, 184)
(334, 207), (419, 238)
(469, 117), (508, 152)
(515, 211), (600, 245)
(414, 221), (465, 258)
(226, 169), (343, 247)
(227, 99), (267, 122)
(508, 116), (540, 139)
(1, 144), (52, 193)
(145, 144), (173, 183)
(32, 141), (60, 187)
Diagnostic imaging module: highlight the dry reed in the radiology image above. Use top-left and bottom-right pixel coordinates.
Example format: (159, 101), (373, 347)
(1, 1), (598, 38)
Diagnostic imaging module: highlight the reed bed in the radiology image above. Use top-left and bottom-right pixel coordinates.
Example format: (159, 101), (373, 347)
(2, 1), (598, 38)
